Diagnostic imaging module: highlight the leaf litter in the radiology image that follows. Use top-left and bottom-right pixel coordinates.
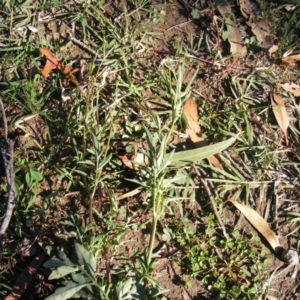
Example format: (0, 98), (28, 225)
(240, 0), (274, 50)
(270, 86), (290, 145)
(215, 0), (247, 57)
(182, 97), (223, 169)
(280, 82), (300, 96)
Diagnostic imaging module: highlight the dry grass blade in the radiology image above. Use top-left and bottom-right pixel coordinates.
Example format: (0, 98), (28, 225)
(270, 88), (289, 145)
(227, 200), (280, 251)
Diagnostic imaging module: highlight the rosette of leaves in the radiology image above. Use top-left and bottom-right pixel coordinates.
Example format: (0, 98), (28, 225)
(44, 242), (98, 300)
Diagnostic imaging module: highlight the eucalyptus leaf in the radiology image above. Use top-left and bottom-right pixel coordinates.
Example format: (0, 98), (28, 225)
(48, 265), (79, 280)
(44, 282), (89, 300)
(167, 137), (236, 167)
(74, 242), (96, 276)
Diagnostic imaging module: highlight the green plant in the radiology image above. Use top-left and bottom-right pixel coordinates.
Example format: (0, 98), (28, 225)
(174, 214), (271, 299)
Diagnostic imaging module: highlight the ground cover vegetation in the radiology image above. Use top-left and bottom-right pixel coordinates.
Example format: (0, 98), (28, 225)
(0, 0), (300, 299)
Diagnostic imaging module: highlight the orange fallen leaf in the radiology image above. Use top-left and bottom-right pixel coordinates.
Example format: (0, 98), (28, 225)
(182, 97), (201, 142)
(270, 87), (289, 145)
(280, 82), (300, 96)
(39, 48), (80, 86)
(182, 97), (223, 169)
(278, 53), (300, 67)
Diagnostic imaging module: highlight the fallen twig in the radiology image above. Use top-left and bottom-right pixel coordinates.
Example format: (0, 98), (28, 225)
(4, 251), (46, 300)
(0, 96), (15, 247)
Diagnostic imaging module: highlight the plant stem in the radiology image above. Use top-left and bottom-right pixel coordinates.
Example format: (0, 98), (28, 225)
(147, 190), (163, 265)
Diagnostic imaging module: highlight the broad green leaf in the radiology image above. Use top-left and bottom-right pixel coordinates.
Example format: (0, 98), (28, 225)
(73, 284), (97, 299)
(25, 168), (43, 185)
(58, 250), (76, 266)
(49, 265), (79, 280)
(116, 278), (132, 298)
(167, 137), (236, 167)
(44, 282), (89, 300)
(72, 273), (87, 284)
(74, 243), (96, 276)
(44, 257), (67, 269)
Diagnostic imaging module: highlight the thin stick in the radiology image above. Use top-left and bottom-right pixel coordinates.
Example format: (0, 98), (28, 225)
(0, 140), (15, 246)
(223, 151), (252, 180)
(0, 97), (7, 139)
(69, 35), (101, 59)
(167, 20), (192, 31)
(193, 165), (229, 239)
(0, 96), (15, 246)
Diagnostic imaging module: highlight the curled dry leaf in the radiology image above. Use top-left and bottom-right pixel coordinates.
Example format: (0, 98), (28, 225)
(39, 48), (80, 86)
(227, 200), (280, 251)
(216, 0), (247, 57)
(280, 82), (300, 96)
(182, 97), (223, 169)
(270, 88), (289, 145)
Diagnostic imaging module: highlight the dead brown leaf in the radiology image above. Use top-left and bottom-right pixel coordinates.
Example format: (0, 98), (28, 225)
(278, 53), (300, 67)
(280, 82), (300, 96)
(227, 200), (281, 251)
(240, 1), (273, 49)
(239, 0), (253, 18)
(39, 48), (80, 86)
(216, 0), (247, 57)
(182, 97), (223, 169)
(268, 44), (278, 55)
(247, 17), (273, 48)
(270, 87), (289, 145)
(182, 97), (201, 142)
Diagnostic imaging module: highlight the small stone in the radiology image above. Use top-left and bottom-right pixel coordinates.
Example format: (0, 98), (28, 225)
(281, 249), (299, 265)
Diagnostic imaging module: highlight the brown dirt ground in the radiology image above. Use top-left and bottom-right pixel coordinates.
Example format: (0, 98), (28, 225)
(1, 1), (300, 300)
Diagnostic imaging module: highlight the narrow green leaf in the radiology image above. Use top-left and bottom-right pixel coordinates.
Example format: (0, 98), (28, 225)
(167, 137), (236, 167)
(44, 282), (89, 300)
